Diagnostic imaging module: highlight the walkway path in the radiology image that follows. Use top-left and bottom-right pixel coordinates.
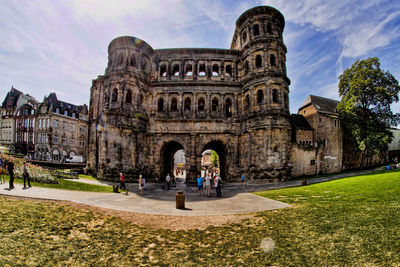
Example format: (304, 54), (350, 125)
(0, 167), (384, 216)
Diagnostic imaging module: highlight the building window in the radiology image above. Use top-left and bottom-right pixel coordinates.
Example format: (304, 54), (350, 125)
(72, 113), (76, 118)
(199, 64), (206, 76)
(70, 138), (75, 146)
(62, 122), (67, 130)
(160, 65), (167, 77)
(38, 119), (42, 128)
(54, 134), (58, 144)
(253, 24), (260, 36)
(80, 139), (85, 147)
(267, 23), (273, 34)
(70, 123), (75, 132)
(184, 98), (191, 111)
(257, 90), (264, 104)
(311, 160), (315, 165)
(80, 126), (86, 134)
(225, 65), (232, 77)
(126, 90), (132, 104)
(31, 110), (34, 115)
(38, 134), (42, 143)
(62, 135), (67, 145)
(171, 98), (178, 111)
(212, 64), (219, 77)
(242, 31), (247, 42)
(198, 98), (205, 111)
(245, 95), (250, 109)
(157, 98), (164, 112)
(112, 89), (118, 102)
(64, 111), (68, 116)
(56, 108), (59, 114)
(54, 120), (59, 128)
(270, 54), (276, 66)
(256, 55), (262, 68)
(272, 89), (279, 103)
(173, 64), (180, 76)
(212, 98), (219, 112)
(185, 64), (193, 76)
(225, 98), (232, 118)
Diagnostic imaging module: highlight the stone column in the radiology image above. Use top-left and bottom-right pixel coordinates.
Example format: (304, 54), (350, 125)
(234, 93), (239, 116)
(206, 93), (211, 118)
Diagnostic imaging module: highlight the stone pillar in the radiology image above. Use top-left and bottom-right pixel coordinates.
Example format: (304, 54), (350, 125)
(266, 86), (271, 106)
(206, 93), (211, 117)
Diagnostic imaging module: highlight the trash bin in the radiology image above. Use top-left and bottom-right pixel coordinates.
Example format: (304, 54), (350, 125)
(113, 184), (119, 193)
(176, 191), (185, 209)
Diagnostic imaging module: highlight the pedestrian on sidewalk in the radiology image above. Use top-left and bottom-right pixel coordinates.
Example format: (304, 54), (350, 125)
(23, 161), (31, 188)
(0, 156), (5, 184)
(166, 173), (171, 190)
(138, 174), (143, 194)
(7, 158), (15, 189)
(215, 173), (222, 197)
(197, 174), (203, 196)
(241, 173), (246, 185)
(205, 173), (212, 197)
(119, 172), (126, 190)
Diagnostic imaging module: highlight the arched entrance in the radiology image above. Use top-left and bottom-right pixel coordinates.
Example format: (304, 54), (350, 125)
(202, 141), (227, 180)
(160, 141), (185, 181)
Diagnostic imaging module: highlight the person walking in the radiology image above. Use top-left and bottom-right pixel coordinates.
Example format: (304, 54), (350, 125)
(23, 161), (31, 188)
(138, 175), (143, 194)
(215, 173), (222, 197)
(119, 172), (126, 190)
(197, 174), (203, 196)
(0, 156), (5, 184)
(7, 158), (15, 189)
(166, 173), (171, 190)
(142, 177), (146, 191)
(205, 173), (212, 197)
(241, 173), (246, 185)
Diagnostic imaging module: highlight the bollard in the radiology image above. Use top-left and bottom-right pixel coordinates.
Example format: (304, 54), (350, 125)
(176, 191), (185, 209)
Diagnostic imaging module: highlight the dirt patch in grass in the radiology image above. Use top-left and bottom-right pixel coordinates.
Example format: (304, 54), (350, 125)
(3, 195), (254, 230)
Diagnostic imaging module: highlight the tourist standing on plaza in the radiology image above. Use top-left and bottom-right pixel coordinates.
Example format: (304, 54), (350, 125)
(0, 156), (4, 184)
(23, 161), (31, 188)
(166, 173), (171, 190)
(215, 174), (222, 197)
(205, 173), (212, 197)
(119, 173), (126, 190)
(197, 174), (203, 196)
(241, 173), (246, 185)
(7, 158), (15, 189)
(138, 175), (143, 194)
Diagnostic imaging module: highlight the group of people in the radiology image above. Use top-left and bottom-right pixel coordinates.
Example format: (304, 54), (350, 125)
(0, 154), (32, 190)
(165, 173), (177, 190)
(119, 172), (145, 194)
(197, 172), (222, 197)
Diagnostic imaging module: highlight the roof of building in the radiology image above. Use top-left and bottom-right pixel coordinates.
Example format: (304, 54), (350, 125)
(41, 92), (88, 116)
(299, 95), (339, 115)
(1, 86), (23, 109)
(290, 114), (314, 130)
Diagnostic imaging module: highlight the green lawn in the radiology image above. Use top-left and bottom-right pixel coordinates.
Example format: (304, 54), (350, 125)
(0, 170), (399, 265)
(11, 176), (114, 193)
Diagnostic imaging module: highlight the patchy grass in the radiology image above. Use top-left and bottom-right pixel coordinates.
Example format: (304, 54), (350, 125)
(11, 176), (114, 193)
(78, 173), (99, 181)
(0, 170), (399, 265)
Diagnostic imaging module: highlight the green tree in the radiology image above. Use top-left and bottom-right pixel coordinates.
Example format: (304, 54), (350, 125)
(211, 150), (219, 167)
(337, 57), (400, 168)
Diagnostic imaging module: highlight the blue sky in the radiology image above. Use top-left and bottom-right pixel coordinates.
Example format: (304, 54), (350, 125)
(1, 0), (400, 113)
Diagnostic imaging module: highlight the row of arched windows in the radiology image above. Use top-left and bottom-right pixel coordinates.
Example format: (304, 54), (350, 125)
(242, 22), (275, 43)
(157, 97), (234, 117)
(108, 88), (142, 106)
(244, 89), (288, 109)
(159, 63), (233, 78)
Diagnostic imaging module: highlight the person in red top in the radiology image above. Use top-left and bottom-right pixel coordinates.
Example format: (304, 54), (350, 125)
(119, 172), (126, 190)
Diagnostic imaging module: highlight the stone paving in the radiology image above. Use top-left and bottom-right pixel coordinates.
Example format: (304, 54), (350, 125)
(0, 167), (384, 216)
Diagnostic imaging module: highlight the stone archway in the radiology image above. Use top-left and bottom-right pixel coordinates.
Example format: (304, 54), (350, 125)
(202, 140), (227, 180)
(160, 141), (186, 181)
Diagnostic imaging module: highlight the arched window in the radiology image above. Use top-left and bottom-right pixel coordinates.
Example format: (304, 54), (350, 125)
(225, 65), (232, 77)
(126, 90), (132, 104)
(173, 64), (180, 76)
(112, 89), (118, 102)
(171, 98), (178, 111)
(225, 98), (232, 118)
(199, 64), (206, 76)
(139, 94), (143, 108)
(245, 95), (250, 109)
(130, 56), (136, 67)
(256, 55), (262, 68)
(284, 93), (288, 108)
(242, 31), (247, 42)
(212, 64), (219, 76)
(272, 89), (279, 103)
(244, 61), (249, 74)
(257, 90), (264, 104)
(212, 98), (219, 112)
(185, 64), (193, 76)
(270, 54), (276, 66)
(267, 23), (273, 34)
(198, 98), (205, 111)
(157, 98), (164, 112)
(184, 98), (191, 111)
(160, 65), (167, 77)
(253, 24), (260, 36)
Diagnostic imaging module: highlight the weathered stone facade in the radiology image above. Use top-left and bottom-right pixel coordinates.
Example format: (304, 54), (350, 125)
(87, 6), (292, 182)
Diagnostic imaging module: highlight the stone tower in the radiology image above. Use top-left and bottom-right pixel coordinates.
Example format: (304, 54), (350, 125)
(231, 6), (292, 179)
(88, 37), (154, 178)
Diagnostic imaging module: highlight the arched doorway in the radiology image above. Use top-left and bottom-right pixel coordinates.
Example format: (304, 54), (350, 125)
(160, 141), (186, 181)
(202, 141), (227, 180)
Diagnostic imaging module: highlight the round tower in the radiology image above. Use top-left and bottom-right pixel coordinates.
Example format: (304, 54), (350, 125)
(232, 6), (292, 180)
